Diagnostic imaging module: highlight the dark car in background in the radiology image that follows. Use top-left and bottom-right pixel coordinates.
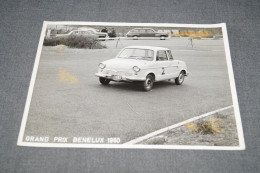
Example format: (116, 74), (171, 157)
(126, 28), (168, 40)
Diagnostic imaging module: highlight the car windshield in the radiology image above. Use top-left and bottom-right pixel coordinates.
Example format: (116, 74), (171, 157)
(118, 48), (154, 61)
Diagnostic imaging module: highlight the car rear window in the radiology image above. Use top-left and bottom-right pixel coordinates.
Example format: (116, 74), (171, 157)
(167, 50), (174, 60)
(130, 29), (138, 33)
(156, 51), (168, 61)
(146, 29), (154, 33)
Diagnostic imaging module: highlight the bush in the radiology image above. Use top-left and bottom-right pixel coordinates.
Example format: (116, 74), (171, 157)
(43, 35), (106, 49)
(185, 116), (222, 134)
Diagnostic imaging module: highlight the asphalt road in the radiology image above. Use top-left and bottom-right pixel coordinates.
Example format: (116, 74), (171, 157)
(23, 37), (233, 144)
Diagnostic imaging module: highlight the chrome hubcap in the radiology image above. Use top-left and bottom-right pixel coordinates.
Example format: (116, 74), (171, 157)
(179, 74), (184, 83)
(146, 79), (151, 88)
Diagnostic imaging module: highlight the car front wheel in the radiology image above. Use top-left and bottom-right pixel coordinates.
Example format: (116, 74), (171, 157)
(99, 77), (110, 85)
(142, 74), (154, 91)
(160, 35), (166, 40)
(133, 36), (138, 40)
(175, 71), (185, 85)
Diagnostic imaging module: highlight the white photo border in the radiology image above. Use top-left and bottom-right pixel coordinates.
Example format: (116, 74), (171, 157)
(17, 21), (245, 150)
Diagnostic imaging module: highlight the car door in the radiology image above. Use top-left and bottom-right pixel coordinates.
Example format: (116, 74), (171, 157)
(154, 50), (170, 81)
(133, 29), (140, 36)
(145, 29), (156, 37)
(139, 29), (146, 37)
(166, 50), (179, 78)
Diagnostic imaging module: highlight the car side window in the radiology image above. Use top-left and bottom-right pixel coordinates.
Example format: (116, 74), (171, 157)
(146, 29), (154, 33)
(140, 29), (145, 33)
(145, 50), (154, 60)
(156, 51), (168, 61)
(167, 50), (174, 60)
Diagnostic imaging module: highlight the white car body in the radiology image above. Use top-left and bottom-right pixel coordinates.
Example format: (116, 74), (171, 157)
(96, 46), (189, 91)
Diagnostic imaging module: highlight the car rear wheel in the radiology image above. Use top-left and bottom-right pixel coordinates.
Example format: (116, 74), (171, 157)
(99, 77), (110, 85)
(175, 71), (185, 85)
(160, 35), (166, 40)
(142, 74), (154, 91)
(133, 36), (138, 40)
(99, 36), (106, 41)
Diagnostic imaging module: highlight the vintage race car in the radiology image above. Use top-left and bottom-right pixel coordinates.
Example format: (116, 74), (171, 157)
(126, 28), (168, 40)
(95, 46), (189, 91)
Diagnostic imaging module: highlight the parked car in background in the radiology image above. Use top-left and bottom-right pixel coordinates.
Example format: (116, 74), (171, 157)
(126, 28), (168, 40)
(96, 46), (189, 91)
(55, 29), (108, 40)
(78, 27), (108, 39)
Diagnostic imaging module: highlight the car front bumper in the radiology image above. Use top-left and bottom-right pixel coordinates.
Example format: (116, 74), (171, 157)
(95, 73), (146, 82)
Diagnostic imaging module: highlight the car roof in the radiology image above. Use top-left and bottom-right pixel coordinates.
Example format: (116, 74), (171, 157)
(70, 30), (86, 32)
(124, 46), (170, 51)
(131, 28), (154, 30)
(78, 27), (96, 31)
(71, 29), (93, 32)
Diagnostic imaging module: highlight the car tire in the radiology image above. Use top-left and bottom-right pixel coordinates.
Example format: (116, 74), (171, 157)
(99, 77), (110, 85)
(160, 35), (166, 40)
(142, 74), (154, 91)
(175, 71), (185, 85)
(133, 36), (138, 40)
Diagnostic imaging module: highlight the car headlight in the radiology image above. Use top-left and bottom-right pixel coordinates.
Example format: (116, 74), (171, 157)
(133, 66), (140, 72)
(99, 63), (106, 69)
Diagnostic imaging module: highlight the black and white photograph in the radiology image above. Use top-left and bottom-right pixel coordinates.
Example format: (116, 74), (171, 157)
(17, 21), (245, 150)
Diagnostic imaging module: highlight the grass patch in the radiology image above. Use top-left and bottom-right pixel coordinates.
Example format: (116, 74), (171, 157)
(43, 35), (106, 49)
(185, 116), (222, 134)
(140, 108), (239, 146)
